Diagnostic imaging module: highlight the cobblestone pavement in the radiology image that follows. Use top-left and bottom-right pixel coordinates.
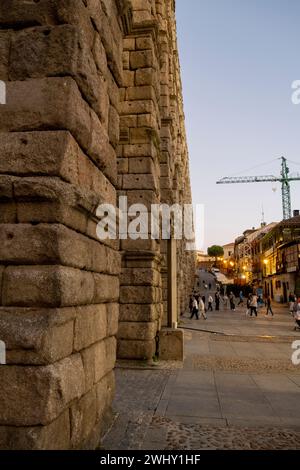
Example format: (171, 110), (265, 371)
(146, 416), (300, 450)
(102, 368), (172, 450)
(103, 303), (300, 450)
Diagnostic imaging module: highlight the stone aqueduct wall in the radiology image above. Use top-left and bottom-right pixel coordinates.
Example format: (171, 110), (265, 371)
(0, 0), (195, 449)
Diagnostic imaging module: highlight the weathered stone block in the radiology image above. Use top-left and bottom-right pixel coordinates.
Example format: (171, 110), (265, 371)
(126, 85), (156, 101)
(117, 158), (129, 174)
(96, 370), (115, 421)
(135, 68), (156, 86)
(0, 31), (10, 80)
(132, 10), (153, 27)
(158, 328), (184, 361)
(92, 34), (108, 77)
(117, 339), (156, 360)
(70, 388), (97, 449)
(120, 286), (158, 304)
(108, 105), (120, 148)
(120, 115), (137, 128)
(0, 306), (75, 365)
(119, 303), (159, 323)
(0, 78), (116, 184)
(74, 304), (107, 352)
(136, 37), (153, 50)
(120, 268), (160, 286)
(117, 321), (157, 341)
(123, 38), (135, 51)
(10, 25), (108, 121)
(123, 142), (157, 158)
(2, 266), (95, 308)
(122, 173), (158, 190)
(93, 274), (119, 303)
(119, 99), (155, 116)
(137, 113), (157, 128)
(0, 354), (85, 425)
(122, 50), (130, 69)
(0, 1), (95, 47)
(0, 409), (70, 450)
(106, 303), (119, 336)
(128, 157), (156, 174)
(0, 131), (117, 206)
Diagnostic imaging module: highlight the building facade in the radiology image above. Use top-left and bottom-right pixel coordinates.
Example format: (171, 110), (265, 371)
(261, 216), (300, 302)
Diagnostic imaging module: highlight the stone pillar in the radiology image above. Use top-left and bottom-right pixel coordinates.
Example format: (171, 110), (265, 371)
(117, 0), (163, 361)
(167, 238), (177, 328)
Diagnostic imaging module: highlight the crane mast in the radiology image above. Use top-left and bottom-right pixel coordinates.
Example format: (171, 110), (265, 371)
(216, 157), (300, 220)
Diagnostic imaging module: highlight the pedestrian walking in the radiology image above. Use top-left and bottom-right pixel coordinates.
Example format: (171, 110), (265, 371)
(208, 283), (212, 290)
(293, 298), (300, 330)
(250, 293), (258, 317)
(289, 293), (296, 315)
(265, 295), (274, 316)
(238, 290), (244, 306)
(202, 295), (207, 312)
(190, 296), (199, 320)
(199, 297), (207, 319)
(229, 291), (235, 311)
(208, 295), (213, 311)
(215, 291), (220, 311)
(246, 294), (252, 316)
(223, 294), (229, 310)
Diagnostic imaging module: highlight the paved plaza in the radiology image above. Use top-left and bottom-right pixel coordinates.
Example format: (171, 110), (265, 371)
(102, 301), (300, 450)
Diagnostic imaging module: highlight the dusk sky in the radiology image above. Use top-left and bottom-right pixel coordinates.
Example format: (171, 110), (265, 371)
(176, 0), (300, 251)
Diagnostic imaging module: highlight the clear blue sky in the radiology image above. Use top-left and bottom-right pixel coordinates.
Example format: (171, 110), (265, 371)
(176, 0), (300, 251)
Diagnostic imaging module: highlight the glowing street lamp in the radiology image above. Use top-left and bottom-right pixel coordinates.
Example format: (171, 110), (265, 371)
(263, 259), (268, 265)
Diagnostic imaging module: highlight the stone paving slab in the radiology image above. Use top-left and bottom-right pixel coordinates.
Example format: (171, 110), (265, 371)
(103, 304), (300, 450)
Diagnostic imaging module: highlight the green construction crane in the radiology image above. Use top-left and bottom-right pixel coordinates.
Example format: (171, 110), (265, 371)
(216, 157), (300, 220)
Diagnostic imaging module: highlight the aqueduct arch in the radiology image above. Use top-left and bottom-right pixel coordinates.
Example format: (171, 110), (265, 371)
(0, 0), (194, 449)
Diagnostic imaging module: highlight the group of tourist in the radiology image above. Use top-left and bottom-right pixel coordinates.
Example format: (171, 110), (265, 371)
(189, 285), (300, 331)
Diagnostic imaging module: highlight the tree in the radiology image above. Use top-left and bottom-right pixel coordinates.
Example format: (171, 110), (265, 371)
(207, 245), (224, 262)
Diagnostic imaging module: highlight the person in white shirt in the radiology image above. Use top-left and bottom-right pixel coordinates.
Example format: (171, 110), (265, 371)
(198, 298), (207, 320)
(250, 294), (258, 317)
(190, 296), (199, 320)
(208, 295), (213, 311)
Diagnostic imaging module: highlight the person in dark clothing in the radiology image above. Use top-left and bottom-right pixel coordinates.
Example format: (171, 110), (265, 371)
(190, 297), (199, 319)
(208, 283), (212, 290)
(202, 295), (206, 312)
(265, 295), (274, 316)
(208, 295), (213, 311)
(237, 290), (244, 306)
(215, 292), (220, 311)
(229, 292), (235, 311)
(189, 296), (193, 315)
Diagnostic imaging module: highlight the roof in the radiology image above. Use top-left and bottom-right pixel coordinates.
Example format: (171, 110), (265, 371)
(277, 215), (300, 228)
(246, 223), (277, 243)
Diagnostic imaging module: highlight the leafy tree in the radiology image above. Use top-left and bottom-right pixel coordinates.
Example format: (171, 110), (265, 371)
(207, 245), (224, 260)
